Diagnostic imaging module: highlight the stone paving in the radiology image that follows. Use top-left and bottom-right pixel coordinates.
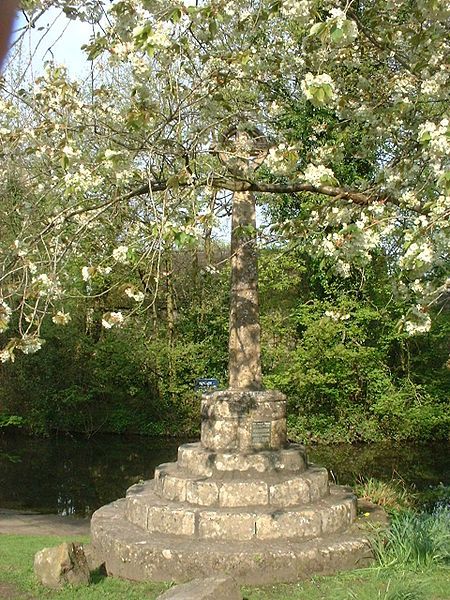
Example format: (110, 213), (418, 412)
(0, 508), (90, 537)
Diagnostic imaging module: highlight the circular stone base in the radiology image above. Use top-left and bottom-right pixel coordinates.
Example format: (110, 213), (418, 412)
(177, 442), (308, 476)
(124, 481), (355, 541)
(152, 462), (329, 507)
(91, 499), (373, 584)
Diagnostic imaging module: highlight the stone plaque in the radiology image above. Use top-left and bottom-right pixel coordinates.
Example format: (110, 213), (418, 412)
(252, 421), (271, 445)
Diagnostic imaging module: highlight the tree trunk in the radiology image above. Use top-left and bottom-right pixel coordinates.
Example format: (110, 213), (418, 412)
(165, 252), (175, 380)
(228, 190), (262, 390)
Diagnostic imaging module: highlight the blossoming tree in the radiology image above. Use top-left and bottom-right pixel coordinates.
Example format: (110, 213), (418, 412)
(0, 0), (448, 363)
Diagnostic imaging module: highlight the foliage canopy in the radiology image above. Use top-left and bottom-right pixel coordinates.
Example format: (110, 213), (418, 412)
(0, 0), (448, 360)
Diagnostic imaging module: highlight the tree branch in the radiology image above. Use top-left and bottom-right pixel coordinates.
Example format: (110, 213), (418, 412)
(123, 177), (426, 214)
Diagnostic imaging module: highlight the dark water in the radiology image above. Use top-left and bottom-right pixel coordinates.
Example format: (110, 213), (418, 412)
(0, 433), (448, 516)
(0, 433), (181, 517)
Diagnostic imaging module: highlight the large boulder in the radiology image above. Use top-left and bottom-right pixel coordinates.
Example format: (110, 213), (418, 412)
(34, 542), (90, 589)
(83, 543), (105, 573)
(156, 575), (242, 600)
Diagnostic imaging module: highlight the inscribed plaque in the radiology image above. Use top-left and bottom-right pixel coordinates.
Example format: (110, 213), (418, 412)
(252, 421), (271, 445)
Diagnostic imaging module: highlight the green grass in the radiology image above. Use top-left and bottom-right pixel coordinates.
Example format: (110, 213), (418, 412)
(371, 506), (450, 569)
(354, 477), (450, 516)
(0, 528), (449, 599)
(0, 535), (169, 599)
(243, 568), (450, 599)
(354, 476), (414, 511)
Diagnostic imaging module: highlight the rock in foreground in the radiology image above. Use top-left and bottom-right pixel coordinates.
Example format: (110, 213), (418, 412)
(34, 542), (90, 589)
(157, 575), (242, 600)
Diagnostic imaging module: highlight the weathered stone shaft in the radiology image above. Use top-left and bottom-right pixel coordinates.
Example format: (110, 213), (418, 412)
(228, 190), (262, 390)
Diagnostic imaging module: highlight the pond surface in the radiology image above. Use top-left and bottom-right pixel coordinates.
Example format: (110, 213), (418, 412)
(0, 433), (448, 516)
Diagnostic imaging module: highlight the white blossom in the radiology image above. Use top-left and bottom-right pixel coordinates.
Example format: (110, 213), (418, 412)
(17, 335), (44, 354)
(52, 311), (71, 325)
(125, 287), (145, 302)
(32, 274), (61, 298)
(281, 0), (313, 23)
(321, 236), (337, 256)
(301, 73), (336, 106)
(303, 163), (337, 186)
(82, 266), (91, 281)
(133, 21), (173, 49)
(411, 279), (424, 293)
(416, 244), (434, 264)
(329, 8), (346, 25)
(324, 310), (350, 321)
(104, 149), (122, 160)
(27, 262), (38, 274)
(64, 165), (102, 194)
(400, 191), (418, 208)
(401, 242), (434, 267)
(0, 347), (15, 363)
(335, 260), (351, 278)
(403, 306), (432, 336)
(13, 239), (27, 257)
(0, 301), (12, 333)
(110, 42), (135, 59)
(102, 311), (124, 329)
(421, 79), (440, 96)
(62, 145), (79, 158)
(112, 245), (129, 264)
(265, 144), (298, 175)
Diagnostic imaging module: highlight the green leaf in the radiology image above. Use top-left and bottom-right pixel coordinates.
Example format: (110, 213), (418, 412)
(60, 155), (69, 170)
(320, 174), (339, 186)
(82, 40), (106, 61)
(331, 27), (344, 43)
(170, 8), (182, 23)
(342, 20), (357, 40)
(309, 22), (327, 37)
(166, 175), (180, 191)
(315, 87), (325, 103)
(323, 84), (334, 100)
(269, 0), (281, 13)
(419, 132), (431, 143)
(209, 19), (218, 36)
(438, 171), (450, 194)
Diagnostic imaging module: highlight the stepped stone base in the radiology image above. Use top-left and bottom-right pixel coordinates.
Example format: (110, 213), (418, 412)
(91, 391), (374, 583)
(124, 480), (355, 541)
(91, 499), (372, 584)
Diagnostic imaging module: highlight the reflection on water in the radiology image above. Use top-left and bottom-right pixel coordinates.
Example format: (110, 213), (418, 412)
(0, 433), (181, 516)
(0, 433), (448, 516)
(308, 442), (450, 490)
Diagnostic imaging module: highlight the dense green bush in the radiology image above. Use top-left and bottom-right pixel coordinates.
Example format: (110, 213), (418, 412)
(260, 251), (449, 443)
(0, 317), (166, 435)
(0, 246), (448, 441)
(0, 262), (229, 437)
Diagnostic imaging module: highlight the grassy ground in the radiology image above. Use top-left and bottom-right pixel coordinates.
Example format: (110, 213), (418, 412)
(0, 535), (168, 599)
(243, 568), (450, 599)
(0, 534), (448, 600)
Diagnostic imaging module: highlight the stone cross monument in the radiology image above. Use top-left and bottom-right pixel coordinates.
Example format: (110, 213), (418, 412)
(90, 127), (372, 584)
(203, 127), (287, 456)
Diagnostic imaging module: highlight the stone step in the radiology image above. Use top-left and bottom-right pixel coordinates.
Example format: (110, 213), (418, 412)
(91, 497), (372, 584)
(124, 481), (356, 542)
(153, 461), (329, 507)
(177, 442), (308, 477)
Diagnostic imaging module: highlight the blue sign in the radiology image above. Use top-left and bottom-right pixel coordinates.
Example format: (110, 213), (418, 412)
(195, 378), (220, 391)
